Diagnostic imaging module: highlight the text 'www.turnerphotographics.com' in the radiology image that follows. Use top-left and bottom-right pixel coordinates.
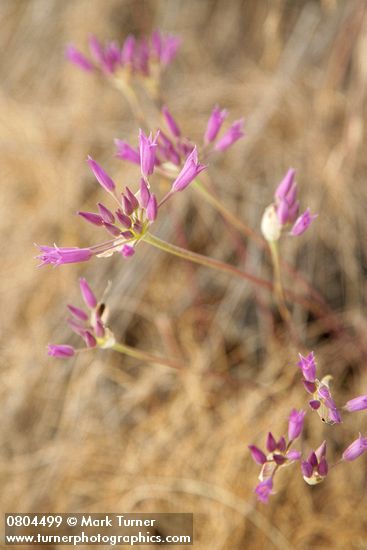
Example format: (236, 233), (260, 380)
(5, 514), (193, 546)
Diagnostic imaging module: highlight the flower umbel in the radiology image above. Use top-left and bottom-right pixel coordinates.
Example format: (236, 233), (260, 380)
(37, 130), (207, 266)
(66, 30), (181, 78)
(301, 441), (328, 485)
(47, 278), (114, 358)
(297, 352), (341, 425)
(116, 105), (244, 174)
(261, 169), (317, 242)
(249, 409), (304, 503)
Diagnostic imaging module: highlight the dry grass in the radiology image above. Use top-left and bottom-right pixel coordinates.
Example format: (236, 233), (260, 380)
(1, 0), (367, 548)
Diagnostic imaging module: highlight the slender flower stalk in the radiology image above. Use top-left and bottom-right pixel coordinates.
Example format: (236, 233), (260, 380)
(143, 233), (272, 291)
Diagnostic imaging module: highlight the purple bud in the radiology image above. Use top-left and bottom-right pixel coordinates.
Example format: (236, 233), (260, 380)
(298, 352), (317, 382)
(115, 139), (140, 164)
(288, 409), (306, 441)
(288, 200), (300, 223)
(277, 436), (286, 452)
(309, 399), (321, 410)
(248, 445), (267, 465)
(94, 319), (105, 338)
(160, 34), (181, 66)
(88, 35), (104, 64)
(146, 194), (158, 222)
(121, 35), (136, 64)
(162, 105), (181, 137)
(65, 44), (94, 72)
(139, 178), (151, 208)
(277, 199), (290, 225)
(317, 457), (328, 476)
(266, 432), (277, 452)
(121, 245), (135, 258)
(301, 460), (313, 478)
(97, 203), (115, 224)
(79, 278), (97, 309)
(87, 157), (116, 193)
(48, 344), (75, 358)
(171, 146), (206, 192)
(67, 304), (88, 321)
(214, 118), (245, 151)
(328, 407), (342, 424)
(103, 222), (122, 237)
(303, 380), (317, 394)
(273, 454), (286, 465)
(290, 208), (318, 237)
(125, 187), (139, 210)
(204, 105), (227, 144)
(78, 211), (104, 226)
(37, 245), (92, 266)
(67, 318), (86, 336)
(115, 209), (132, 228)
(83, 331), (97, 348)
(254, 478), (273, 504)
(122, 195), (134, 216)
(121, 230), (134, 239)
(286, 450), (301, 461)
(315, 440), (327, 460)
(344, 395), (367, 412)
(139, 129), (159, 178)
(343, 434), (367, 461)
(285, 182), (298, 208)
(274, 169), (295, 200)
(308, 452), (318, 468)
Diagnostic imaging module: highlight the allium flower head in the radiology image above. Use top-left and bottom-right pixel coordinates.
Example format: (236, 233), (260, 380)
(38, 128), (208, 266)
(48, 279), (115, 359)
(115, 105), (244, 177)
(296, 353), (341, 425)
(261, 169), (317, 242)
(66, 30), (181, 80)
(302, 440), (328, 485)
(249, 411), (303, 504)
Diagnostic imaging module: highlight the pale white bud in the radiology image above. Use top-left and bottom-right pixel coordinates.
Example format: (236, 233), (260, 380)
(261, 205), (282, 242)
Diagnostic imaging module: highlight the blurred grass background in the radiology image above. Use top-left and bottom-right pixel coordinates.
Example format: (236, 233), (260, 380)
(1, 0), (367, 548)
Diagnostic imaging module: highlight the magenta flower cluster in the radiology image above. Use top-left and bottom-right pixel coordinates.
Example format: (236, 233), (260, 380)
(275, 169), (318, 237)
(116, 104), (245, 171)
(249, 409), (305, 503)
(250, 351), (367, 503)
(48, 278), (110, 358)
(37, 129), (206, 266)
(66, 30), (181, 77)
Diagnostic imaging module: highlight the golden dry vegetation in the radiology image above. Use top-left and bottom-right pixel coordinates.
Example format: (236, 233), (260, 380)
(1, 0), (367, 548)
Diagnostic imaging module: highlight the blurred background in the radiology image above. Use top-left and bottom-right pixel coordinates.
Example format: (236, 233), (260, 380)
(1, 0), (367, 548)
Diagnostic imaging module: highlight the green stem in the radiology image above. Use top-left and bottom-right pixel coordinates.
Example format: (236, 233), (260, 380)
(111, 341), (184, 370)
(143, 233), (272, 291)
(193, 179), (265, 247)
(269, 240), (291, 322)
